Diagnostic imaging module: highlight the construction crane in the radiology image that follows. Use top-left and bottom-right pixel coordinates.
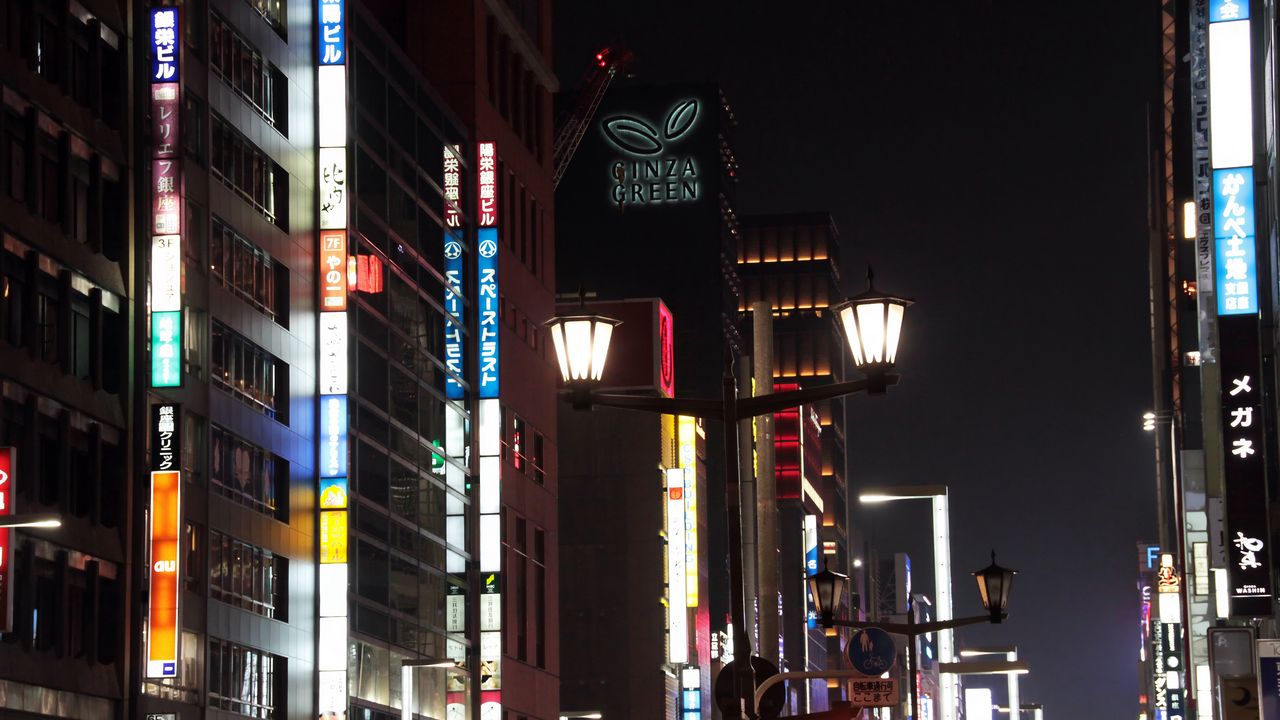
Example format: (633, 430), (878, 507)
(553, 46), (635, 189)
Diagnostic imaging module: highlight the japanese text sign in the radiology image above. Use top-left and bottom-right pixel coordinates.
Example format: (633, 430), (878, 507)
(445, 229), (465, 399)
(477, 227), (499, 398)
(146, 468), (181, 677)
(318, 0), (345, 65)
(1214, 168), (1257, 315)
(478, 142), (497, 227)
(1211, 0), (1249, 22)
(150, 8), (179, 83)
(320, 231), (347, 310)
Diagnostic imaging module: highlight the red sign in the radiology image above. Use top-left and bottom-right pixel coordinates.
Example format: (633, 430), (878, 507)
(477, 142), (497, 227)
(147, 469), (181, 677)
(0, 448), (12, 633)
(658, 301), (675, 398)
(152, 158), (181, 235)
(355, 254), (384, 294)
(320, 230), (347, 310)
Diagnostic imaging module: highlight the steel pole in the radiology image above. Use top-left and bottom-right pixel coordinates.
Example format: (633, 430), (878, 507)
(908, 600), (919, 720)
(753, 302), (778, 665)
(723, 353), (755, 719)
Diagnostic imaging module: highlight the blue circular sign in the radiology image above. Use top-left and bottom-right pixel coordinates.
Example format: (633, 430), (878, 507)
(847, 628), (897, 676)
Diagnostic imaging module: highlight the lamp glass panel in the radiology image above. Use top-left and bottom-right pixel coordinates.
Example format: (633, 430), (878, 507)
(564, 319), (595, 380)
(839, 305), (865, 365)
(550, 323), (571, 382)
(856, 302), (886, 363)
(589, 322), (614, 381)
(885, 302), (905, 363)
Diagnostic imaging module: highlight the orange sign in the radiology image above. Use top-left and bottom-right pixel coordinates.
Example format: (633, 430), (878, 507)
(320, 510), (348, 564)
(147, 469), (181, 677)
(320, 230), (347, 310)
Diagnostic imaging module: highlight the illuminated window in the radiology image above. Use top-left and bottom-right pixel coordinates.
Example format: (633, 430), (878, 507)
(208, 638), (284, 718)
(210, 424), (287, 520)
(210, 530), (287, 621)
(210, 217), (286, 322)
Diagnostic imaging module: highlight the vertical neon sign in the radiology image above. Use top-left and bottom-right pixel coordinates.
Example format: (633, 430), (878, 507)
(0, 448), (13, 634)
(149, 7), (182, 388)
(1207, 0), (1272, 618)
(316, 0), (350, 716)
(476, 141), (502, 717)
(147, 403), (182, 677)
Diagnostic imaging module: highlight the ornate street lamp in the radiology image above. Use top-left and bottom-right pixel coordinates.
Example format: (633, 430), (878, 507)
(544, 312), (622, 409)
(973, 552), (1016, 624)
(806, 562), (849, 627)
(549, 276), (909, 719)
(832, 268), (913, 391)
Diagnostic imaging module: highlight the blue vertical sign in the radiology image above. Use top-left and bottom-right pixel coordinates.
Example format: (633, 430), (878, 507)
(318, 0), (345, 65)
(1214, 167), (1257, 315)
(149, 8), (179, 81)
(1210, 0), (1249, 22)
(477, 227), (499, 399)
(444, 229), (466, 399)
(1261, 645), (1280, 720)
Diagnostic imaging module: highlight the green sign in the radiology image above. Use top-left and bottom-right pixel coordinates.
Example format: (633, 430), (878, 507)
(151, 311), (182, 388)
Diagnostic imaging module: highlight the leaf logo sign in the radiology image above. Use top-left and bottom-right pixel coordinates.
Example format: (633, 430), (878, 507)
(602, 99), (699, 156)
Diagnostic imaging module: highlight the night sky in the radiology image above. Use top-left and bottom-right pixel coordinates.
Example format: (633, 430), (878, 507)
(554, 2), (1159, 717)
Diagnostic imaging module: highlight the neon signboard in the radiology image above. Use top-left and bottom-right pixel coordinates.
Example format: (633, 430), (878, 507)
(147, 403), (182, 678)
(667, 468), (688, 664)
(478, 228), (499, 398)
(316, 1), (350, 716)
(0, 448), (13, 633)
(149, 9), (182, 389)
(601, 99), (703, 208)
(1213, 168), (1256, 315)
(659, 302), (675, 398)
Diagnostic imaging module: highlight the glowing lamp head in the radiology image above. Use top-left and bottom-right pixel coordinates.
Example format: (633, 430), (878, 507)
(545, 313), (622, 389)
(832, 268), (911, 390)
(973, 551), (1016, 624)
(806, 562), (849, 627)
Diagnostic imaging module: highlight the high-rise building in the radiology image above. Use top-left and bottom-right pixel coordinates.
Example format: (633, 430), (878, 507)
(364, 2), (563, 717)
(0, 1), (135, 718)
(555, 79), (741, 718)
(1148, 0), (1280, 717)
(736, 212), (854, 709)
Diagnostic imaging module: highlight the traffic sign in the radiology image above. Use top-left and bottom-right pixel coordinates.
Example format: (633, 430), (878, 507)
(848, 677), (899, 708)
(714, 656), (783, 720)
(846, 627), (897, 676)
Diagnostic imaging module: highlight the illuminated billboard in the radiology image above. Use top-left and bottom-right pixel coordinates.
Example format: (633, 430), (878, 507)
(149, 8), (182, 389)
(1207, 0), (1270, 618)
(316, 0), (350, 716)
(0, 448), (13, 633)
(147, 403), (182, 678)
(666, 468), (688, 664)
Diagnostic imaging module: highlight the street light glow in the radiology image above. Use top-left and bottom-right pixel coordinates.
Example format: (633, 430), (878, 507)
(0, 513), (62, 529)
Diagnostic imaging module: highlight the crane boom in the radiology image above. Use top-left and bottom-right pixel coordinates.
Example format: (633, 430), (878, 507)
(553, 47), (634, 189)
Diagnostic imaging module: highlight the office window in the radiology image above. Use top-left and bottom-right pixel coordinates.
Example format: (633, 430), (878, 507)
(245, 0), (286, 38)
(211, 217), (285, 321)
(210, 424), (286, 520)
(210, 113), (287, 229)
(210, 321), (285, 420)
(210, 529), (287, 620)
(208, 638), (284, 718)
(531, 432), (544, 485)
(209, 13), (287, 132)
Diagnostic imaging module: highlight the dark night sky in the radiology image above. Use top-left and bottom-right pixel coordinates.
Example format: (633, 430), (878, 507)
(554, 2), (1159, 716)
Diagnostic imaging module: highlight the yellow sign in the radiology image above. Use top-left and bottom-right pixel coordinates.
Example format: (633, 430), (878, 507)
(679, 416), (698, 607)
(320, 510), (348, 564)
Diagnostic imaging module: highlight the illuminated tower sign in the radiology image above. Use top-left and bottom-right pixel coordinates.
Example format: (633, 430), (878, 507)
(316, 0), (351, 716)
(1205, 0), (1272, 617)
(147, 403), (182, 677)
(476, 141), (502, 717)
(149, 7), (183, 388)
(600, 99), (702, 209)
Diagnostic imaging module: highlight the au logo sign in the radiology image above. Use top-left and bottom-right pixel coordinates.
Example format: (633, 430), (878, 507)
(603, 100), (701, 208)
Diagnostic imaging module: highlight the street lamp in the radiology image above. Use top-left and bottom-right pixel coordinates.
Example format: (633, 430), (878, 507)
(958, 646), (1022, 719)
(548, 275), (911, 719)
(806, 554), (1016, 720)
(0, 513), (62, 529)
(858, 484), (956, 720)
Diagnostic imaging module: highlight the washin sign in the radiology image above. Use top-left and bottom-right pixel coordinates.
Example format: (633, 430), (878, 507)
(1214, 168), (1257, 315)
(150, 8), (179, 82)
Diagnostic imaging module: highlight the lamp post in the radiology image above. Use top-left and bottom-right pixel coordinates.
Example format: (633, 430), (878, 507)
(859, 485), (957, 720)
(806, 554), (1016, 720)
(547, 274), (912, 719)
(0, 513), (61, 529)
(958, 647), (1022, 719)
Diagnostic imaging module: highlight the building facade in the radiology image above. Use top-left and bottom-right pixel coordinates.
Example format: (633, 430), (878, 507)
(1147, 0), (1280, 718)
(0, 0), (135, 717)
(737, 212), (854, 710)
